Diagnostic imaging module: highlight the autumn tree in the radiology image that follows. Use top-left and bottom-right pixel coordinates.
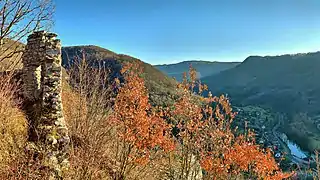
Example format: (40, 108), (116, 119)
(168, 65), (293, 179)
(109, 62), (175, 179)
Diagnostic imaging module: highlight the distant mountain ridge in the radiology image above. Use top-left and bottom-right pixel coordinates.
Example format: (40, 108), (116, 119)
(203, 51), (320, 111)
(155, 60), (240, 81)
(201, 51), (320, 152)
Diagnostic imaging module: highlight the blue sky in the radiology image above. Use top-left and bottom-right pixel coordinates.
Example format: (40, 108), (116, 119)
(54, 0), (320, 65)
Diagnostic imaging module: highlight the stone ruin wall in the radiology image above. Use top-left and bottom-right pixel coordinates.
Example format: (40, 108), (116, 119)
(22, 31), (70, 179)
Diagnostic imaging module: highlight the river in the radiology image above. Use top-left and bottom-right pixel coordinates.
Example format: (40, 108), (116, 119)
(278, 133), (308, 159)
(287, 140), (307, 159)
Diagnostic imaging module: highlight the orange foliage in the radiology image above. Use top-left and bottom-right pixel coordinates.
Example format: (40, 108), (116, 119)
(201, 133), (294, 179)
(110, 62), (175, 165)
(109, 63), (293, 179)
(172, 65), (293, 179)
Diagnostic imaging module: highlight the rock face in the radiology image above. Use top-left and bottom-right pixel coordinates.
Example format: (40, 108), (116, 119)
(22, 31), (70, 179)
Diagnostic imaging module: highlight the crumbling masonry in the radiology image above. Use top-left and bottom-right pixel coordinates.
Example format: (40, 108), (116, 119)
(22, 31), (70, 179)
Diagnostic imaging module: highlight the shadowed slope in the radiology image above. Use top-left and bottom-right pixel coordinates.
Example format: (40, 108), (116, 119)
(62, 45), (178, 106)
(202, 51), (320, 152)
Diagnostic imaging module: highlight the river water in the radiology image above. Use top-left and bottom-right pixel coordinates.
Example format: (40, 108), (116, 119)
(287, 141), (307, 159)
(279, 133), (308, 158)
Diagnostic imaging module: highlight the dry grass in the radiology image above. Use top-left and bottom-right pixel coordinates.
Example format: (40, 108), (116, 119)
(0, 74), (27, 169)
(0, 73), (43, 179)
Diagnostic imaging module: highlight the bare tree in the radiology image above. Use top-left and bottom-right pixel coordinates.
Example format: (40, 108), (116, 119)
(0, 0), (54, 69)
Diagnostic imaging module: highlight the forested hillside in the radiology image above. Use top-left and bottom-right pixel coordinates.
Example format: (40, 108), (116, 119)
(202, 52), (320, 152)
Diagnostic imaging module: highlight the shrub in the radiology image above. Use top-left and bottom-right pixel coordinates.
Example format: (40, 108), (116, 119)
(0, 73), (47, 179)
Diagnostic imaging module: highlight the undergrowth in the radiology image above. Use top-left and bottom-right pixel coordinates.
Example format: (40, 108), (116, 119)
(0, 61), (300, 179)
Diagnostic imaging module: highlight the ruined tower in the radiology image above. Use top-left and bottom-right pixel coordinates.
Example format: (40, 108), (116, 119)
(22, 31), (70, 179)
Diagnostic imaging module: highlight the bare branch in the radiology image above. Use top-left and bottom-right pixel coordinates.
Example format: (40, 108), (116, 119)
(0, 0), (54, 64)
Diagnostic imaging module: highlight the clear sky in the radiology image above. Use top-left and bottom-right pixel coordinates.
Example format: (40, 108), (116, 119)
(54, 0), (320, 65)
